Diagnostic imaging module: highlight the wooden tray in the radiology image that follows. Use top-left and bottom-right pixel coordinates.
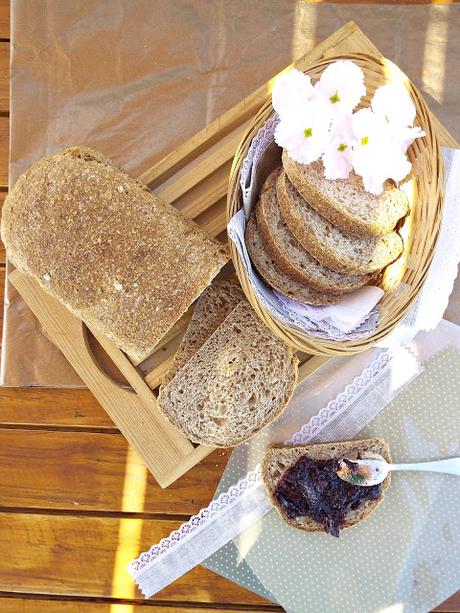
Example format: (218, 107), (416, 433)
(10, 21), (458, 488)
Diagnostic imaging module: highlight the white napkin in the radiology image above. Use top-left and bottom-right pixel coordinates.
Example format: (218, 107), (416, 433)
(274, 286), (384, 333)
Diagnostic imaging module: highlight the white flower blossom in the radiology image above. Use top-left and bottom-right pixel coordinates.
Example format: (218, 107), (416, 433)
(274, 98), (331, 165)
(322, 114), (354, 180)
(372, 82), (416, 127)
(371, 82), (425, 152)
(351, 109), (411, 194)
(272, 69), (316, 118)
(315, 60), (366, 114)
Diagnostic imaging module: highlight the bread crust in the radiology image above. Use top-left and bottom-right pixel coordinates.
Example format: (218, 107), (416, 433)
(245, 214), (342, 305)
(1, 146), (229, 362)
(256, 170), (370, 293)
(282, 149), (409, 238)
(276, 170), (403, 275)
(262, 438), (392, 533)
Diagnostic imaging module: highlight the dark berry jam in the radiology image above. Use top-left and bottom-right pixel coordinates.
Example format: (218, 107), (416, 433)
(274, 456), (382, 537)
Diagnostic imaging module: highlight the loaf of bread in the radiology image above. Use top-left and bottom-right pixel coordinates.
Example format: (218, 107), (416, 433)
(282, 150), (409, 237)
(162, 279), (244, 388)
(1, 147), (229, 362)
(277, 170), (403, 275)
(257, 169), (371, 292)
(262, 438), (391, 533)
(158, 301), (299, 447)
(245, 214), (342, 305)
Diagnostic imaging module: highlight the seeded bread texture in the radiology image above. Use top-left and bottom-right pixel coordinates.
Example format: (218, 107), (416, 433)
(257, 169), (371, 293)
(262, 438), (391, 532)
(245, 214), (342, 306)
(282, 150), (409, 237)
(1, 147), (229, 362)
(158, 301), (299, 447)
(277, 171), (403, 275)
(162, 279), (245, 387)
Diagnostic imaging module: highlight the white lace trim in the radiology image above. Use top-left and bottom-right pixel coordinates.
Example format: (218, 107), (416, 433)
(286, 350), (391, 444)
(129, 465), (263, 574)
(240, 112), (279, 216)
(129, 349), (392, 574)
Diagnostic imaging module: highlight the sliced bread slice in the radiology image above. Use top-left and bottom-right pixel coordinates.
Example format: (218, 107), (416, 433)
(257, 170), (371, 293)
(262, 438), (391, 534)
(245, 214), (342, 306)
(282, 150), (409, 237)
(277, 171), (404, 275)
(162, 279), (244, 387)
(158, 301), (299, 447)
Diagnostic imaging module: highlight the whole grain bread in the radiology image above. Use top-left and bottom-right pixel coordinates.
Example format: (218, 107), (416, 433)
(282, 150), (409, 237)
(162, 279), (245, 387)
(245, 214), (342, 305)
(262, 438), (391, 533)
(1, 147), (229, 362)
(257, 169), (371, 293)
(158, 301), (299, 447)
(277, 171), (404, 275)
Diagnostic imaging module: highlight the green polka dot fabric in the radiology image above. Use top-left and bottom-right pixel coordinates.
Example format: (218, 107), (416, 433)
(205, 347), (460, 613)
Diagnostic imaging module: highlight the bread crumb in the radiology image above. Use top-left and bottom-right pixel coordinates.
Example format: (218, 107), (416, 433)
(117, 186), (124, 193)
(114, 281), (124, 291)
(43, 272), (51, 282)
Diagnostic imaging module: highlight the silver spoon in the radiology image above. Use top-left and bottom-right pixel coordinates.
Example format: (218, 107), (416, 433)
(337, 454), (460, 486)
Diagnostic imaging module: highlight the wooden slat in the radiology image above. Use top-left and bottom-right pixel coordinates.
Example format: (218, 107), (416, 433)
(0, 115), (8, 187)
(173, 161), (230, 220)
(0, 42), (8, 113)
(0, 598), (281, 612)
(0, 0), (9, 39)
(199, 198), (228, 238)
(156, 131), (244, 204)
(0, 429), (229, 515)
(0, 512), (270, 605)
(0, 191), (6, 264)
(144, 355), (175, 390)
(0, 265), (4, 344)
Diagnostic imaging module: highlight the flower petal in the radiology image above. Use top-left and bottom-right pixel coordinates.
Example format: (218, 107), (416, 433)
(371, 82), (416, 127)
(315, 60), (366, 113)
(272, 69), (315, 118)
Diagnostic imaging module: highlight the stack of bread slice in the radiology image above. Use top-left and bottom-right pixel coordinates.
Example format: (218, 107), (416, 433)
(245, 150), (409, 306)
(158, 279), (299, 447)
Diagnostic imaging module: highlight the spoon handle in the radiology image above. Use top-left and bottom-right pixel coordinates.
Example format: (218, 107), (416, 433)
(389, 457), (460, 476)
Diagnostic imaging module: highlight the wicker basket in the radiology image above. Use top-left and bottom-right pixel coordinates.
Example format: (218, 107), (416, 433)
(228, 52), (443, 356)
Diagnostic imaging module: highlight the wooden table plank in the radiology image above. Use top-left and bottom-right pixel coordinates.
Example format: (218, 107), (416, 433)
(0, 387), (116, 429)
(0, 116), (8, 187)
(0, 0), (9, 39)
(0, 512), (270, 605)
(0, 42), (8, 113)
(0, 597), (280, 612)
(0, 191), (6, 264)
(0, 429), (229, 515)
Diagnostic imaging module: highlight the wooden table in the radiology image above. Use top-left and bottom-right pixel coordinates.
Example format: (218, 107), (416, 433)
(0, 1), (458, 610)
